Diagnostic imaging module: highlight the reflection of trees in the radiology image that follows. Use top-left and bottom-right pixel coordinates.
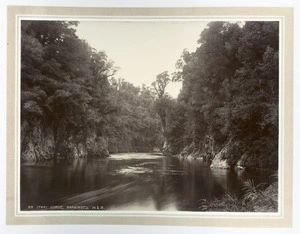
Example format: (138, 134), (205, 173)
(210, 169), (245, 198)
(152, 173), (166, 210)
(48, 158), (110, 203)
(150, 157), (213, 211)
(21, 166), (53, 208)
(177, 158), (215, 209)
(148, 157), (178, 211)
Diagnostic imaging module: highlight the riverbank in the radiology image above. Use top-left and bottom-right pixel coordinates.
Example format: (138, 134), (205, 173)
(199, 180), (278, 212)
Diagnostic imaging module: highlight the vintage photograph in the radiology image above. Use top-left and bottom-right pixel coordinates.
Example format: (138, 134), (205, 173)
(20, 19), (280, 213)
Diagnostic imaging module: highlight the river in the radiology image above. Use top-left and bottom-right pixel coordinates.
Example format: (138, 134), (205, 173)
(21, 153), (272, 211)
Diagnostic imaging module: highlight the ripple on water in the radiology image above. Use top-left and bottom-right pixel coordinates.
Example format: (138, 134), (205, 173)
(116, 166), (153, 175)
(110, 153), (163, 160)
(158, 169), (187, 175)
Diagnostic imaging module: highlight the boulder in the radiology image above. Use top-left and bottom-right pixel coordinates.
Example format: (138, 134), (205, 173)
(21, 121), (54, 162)
(162, 141), (172, 156)
(236, 152), (248, 170)
(210, 147), (230, 169)
(87, 134), (110, 158)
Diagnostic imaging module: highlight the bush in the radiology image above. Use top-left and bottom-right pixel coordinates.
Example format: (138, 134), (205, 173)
(199, 177), (278, 212)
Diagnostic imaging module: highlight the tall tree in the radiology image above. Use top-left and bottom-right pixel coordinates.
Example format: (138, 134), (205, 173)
(163, 21), (279, 169)
(21, 21), (118, 160)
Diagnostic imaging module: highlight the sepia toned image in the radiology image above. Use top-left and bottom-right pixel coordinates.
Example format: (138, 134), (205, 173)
(20, 19), (280, 212)
(6, 6), (294, 227)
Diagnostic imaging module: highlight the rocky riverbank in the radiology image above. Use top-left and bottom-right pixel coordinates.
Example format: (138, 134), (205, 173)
(176, 135), (277, 171)
(21, 120), (110, 162)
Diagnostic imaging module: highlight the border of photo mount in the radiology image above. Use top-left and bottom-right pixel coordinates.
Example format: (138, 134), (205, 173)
(6, 6), (294, 227)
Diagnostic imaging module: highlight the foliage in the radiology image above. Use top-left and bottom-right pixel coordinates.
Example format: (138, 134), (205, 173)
(163, 21), (279, 169)
(107, 78), (163, 153)
(151, 71), (171, 99)
(21, 20), (279, 167)
(199, 178), (278, 212)
(199, 194), (252, 212)
(21, 21), (163, 160)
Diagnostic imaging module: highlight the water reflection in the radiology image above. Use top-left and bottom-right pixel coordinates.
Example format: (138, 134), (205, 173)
(21, 153), (271, 211)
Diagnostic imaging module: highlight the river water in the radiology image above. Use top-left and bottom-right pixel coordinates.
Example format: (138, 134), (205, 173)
(21, 153), (272, 211)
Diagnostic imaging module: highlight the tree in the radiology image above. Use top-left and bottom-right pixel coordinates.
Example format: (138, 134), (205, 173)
(105, 78), (163, 153)
(21, 20), (118, 160)
(162, 21), (279, 168)
(151, 71), (170, 98)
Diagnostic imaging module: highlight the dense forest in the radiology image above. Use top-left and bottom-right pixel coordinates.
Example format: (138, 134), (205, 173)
(21, 20), (279, 170)
(21, 21), (162, 161)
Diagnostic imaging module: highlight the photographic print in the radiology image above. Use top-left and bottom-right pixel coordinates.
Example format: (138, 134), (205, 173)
(6, 6), (293, 227)
(20, 19), (280, 212)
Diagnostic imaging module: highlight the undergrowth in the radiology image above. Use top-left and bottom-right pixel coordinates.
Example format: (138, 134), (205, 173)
(198, 174), (278, 212)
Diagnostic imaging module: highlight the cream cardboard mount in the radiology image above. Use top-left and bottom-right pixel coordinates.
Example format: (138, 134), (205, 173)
(6, 6), (293, 227)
